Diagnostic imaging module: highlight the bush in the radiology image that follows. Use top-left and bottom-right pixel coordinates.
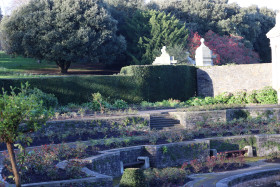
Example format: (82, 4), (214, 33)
(113, 99), (128, 109)
(227, 91), (247, 104)
(27, 88), (58, 109)
(144, 168), (187, 186)
(1, 65), (197, 104)
(255, 87), (278, 104)
(120, 65), (197, 102)
(120, 168), (147, 187)
(246, 90), (258, 104)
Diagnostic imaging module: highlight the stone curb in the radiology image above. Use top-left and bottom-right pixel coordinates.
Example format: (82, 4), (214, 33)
(216, 168), (280, 187)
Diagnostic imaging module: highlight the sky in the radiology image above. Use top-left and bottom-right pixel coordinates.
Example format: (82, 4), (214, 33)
(0, 0), (279, 15)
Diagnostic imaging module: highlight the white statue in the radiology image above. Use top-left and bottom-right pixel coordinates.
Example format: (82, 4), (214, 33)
(195, 38), (214, 66)
(152, 46), (177, 65)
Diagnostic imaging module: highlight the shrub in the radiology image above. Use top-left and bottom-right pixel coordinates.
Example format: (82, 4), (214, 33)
(1, 65), (197, 104)
(113, 99), (128, 109)
(144, 168), (187, 186)
(227, 91), (247, 104)
(214, 92), (232, 104)
(255, 87), (278, 104)
(120, 168), (147, 187)
(27, 88), (58, 109)
(246, 90), (258, 104)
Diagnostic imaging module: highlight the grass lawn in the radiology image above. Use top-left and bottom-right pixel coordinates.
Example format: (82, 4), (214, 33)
(0, 51), (120, 77)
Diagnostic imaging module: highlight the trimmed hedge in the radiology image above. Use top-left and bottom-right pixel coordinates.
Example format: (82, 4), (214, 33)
(120, 168), (147, 187)
(120, 65), (197, 102)
(0, 65), (197, 104)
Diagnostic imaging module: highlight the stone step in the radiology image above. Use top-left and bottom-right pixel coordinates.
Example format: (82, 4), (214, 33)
(149, 113), (181, 130)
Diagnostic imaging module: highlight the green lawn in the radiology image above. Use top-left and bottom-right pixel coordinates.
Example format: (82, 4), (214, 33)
(0, 51), (56, 71)
(0, 51), (58, 78)
(0, 51), (119, 78)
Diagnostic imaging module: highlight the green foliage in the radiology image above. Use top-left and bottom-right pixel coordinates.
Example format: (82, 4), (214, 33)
(122, 10), (189, 65)
(113, 99), (128, 109)
(121, 65), (197, 102)
(186, 87), (277, 106)
(27, 88), (58, 109)
(255, 87), (278, 104)
(227, 92), (247, 104)
(0, 83), (50, 144)
(0, 65), (197, 104)
(144, 168), (187, 186)
(155, 0), (275, 62)
(0, 0), (126, 73)
(120, 168), (147, 187)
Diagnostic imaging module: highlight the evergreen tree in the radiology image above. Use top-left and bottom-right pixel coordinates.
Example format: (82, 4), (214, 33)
(0, 0), (126, 73)
(124, 10), (189, 64)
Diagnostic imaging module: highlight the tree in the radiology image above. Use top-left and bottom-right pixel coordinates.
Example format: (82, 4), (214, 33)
(123, 10), (189, 64)
(150, 0), (275, 63)
(0, 0), (126, 73)
(0, 83), (50, 186)
(187, 30), (260, 65)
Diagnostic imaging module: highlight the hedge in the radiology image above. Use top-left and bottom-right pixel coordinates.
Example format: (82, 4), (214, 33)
(0, 65), (197, 104)
(120, 65), (197, 102)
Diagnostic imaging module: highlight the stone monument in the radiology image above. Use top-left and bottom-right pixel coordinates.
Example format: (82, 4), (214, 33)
(195, 38), (214, 66)
(152, 46), (177, 65)
(267, 10), (280, 103)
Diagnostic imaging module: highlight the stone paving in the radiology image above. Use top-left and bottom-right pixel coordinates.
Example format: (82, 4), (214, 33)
(185, 160), (280, 187)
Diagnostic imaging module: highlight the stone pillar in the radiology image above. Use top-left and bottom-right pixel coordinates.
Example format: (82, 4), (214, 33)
(267, 10), (280, 104)
(195, 38), (214, 66)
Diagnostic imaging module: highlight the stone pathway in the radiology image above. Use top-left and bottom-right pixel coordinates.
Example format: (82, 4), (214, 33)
(185, 160), (280, 187)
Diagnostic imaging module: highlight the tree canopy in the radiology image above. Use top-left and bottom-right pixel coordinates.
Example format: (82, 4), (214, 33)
(120, 10), (189, 65)
(0, 0), (126, 73)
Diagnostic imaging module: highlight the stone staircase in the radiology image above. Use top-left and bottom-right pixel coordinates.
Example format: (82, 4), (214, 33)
(150, 113), (181, 130)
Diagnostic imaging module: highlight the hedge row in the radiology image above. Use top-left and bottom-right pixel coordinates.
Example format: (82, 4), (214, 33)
(0, 65), (197, 104)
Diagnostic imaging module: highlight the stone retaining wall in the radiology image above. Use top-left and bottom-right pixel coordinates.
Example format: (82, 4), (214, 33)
(144, 140), (210, 168)
(197, 63), (272, 97)
(170, 108), (280, 130)
(256, 134), (280, 157)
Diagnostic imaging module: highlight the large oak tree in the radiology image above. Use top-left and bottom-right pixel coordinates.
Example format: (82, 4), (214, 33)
(0, 0), (126, 73)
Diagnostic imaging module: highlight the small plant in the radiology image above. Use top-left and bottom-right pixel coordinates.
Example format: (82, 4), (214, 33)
(190, 159), (203, 173)
(92, 92), (105, 113)
(113, 99), (128, 109)
(144, 168), (186, 187)
(162, 146), (168, 154)
(205, 156), (217, 172)
(120, 168), (147, 187)
(78, 108), (86, 118)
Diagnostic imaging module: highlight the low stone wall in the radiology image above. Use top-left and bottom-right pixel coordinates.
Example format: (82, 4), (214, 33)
(170, 110), (227, 129)
(21, 177), (113, 187)
(256, 134), (280, 157)
(85, 152), (122, 177)
(41, 114), (150, 134)
(170, 107), (280, 130)
(144, 140), (210, 168)
(104, 146), (144, 165)
(217, 168), (280, 187)
(208, 135), (257, 153)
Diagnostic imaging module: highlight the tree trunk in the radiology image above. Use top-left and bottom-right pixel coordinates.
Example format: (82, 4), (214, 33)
(6, 142), (21, 187)
(56, 61), (71, 74)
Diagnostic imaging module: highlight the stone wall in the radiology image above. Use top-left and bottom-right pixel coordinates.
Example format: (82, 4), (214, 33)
(197, 63), (272, 97)
(208, 135), (257, 152)
(170, 108), (280, 130)
(170, 110), (227, 129)
(85, 152), (122, 177)
(144, 140), (210, 168)
(256, 134), (280, 157)
(104, 146), (145, 165)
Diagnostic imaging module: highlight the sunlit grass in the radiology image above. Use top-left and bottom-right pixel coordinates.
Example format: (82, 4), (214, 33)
(0, 51), (56, 71)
